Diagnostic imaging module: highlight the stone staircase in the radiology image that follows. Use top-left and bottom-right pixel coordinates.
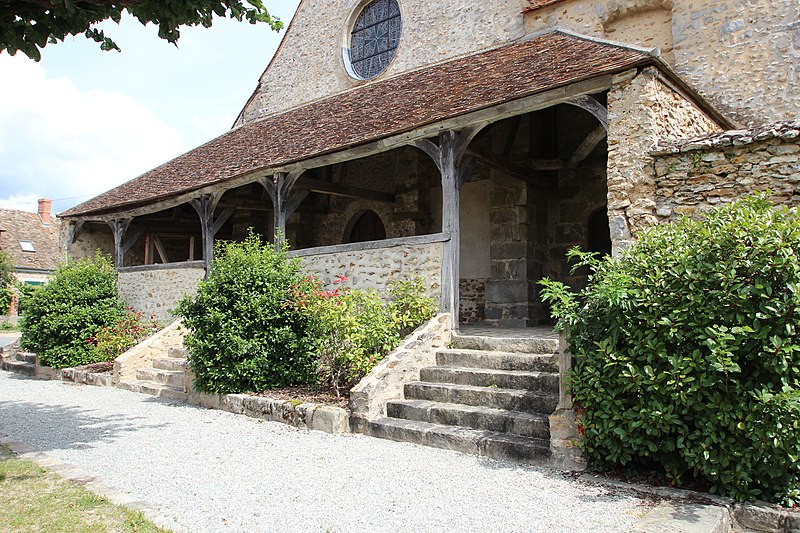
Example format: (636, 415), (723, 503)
(0, 348), (36, 377)
(368, 327), (561, 463)
(117, 347), (189, 401)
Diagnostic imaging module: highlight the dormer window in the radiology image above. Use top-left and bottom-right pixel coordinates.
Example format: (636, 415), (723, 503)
(19, 240), (35, 252)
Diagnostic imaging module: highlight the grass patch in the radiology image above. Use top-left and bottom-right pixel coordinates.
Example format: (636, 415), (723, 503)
(0, 444), (170, 532)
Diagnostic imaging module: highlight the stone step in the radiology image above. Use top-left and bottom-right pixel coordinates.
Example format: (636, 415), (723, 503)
(152, 357), (188, 372)
(404, 381), (558, 414)
(117, 380), (187, 401)
(436, 348), (558, 372)
(136, 368), (186, 388)
(386, 399), (550, 439)
(1, 359), (35, 377)
(16, 352), (37, 365)
(167, 347), (189, 358)
(451, 333), (558, 354)
(420, 366), (559, 393)
(368, 417), (551, 463)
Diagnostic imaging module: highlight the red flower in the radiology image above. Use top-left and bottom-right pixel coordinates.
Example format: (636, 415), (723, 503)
(333, 275), (348, 284)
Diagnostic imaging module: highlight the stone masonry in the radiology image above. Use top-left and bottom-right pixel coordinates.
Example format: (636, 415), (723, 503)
(652, 121), (800, 221)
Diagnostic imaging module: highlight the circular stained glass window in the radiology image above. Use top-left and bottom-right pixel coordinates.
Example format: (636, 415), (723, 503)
(348, 0), (402, 80)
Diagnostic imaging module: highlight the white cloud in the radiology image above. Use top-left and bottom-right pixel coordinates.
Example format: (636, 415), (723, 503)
(0, 54), (187, 214)
(0, 193), (40, 213)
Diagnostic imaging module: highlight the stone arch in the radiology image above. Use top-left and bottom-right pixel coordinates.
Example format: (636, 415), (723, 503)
(344, 209), (387, 243)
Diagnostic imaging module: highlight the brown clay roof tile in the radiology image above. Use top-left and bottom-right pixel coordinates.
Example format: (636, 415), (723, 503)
(62, 31), (654, 218)
(0, 209), (62, 272)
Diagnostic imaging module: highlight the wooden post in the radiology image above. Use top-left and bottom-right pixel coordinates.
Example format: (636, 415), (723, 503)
(259, 169), (305, 251)
(190, 194), (234, 276)
(413, 126), (484, 321)
(108, 218), (132, 270)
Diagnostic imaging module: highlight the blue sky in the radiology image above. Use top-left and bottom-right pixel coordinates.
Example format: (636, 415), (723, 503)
(0, 1), (301, 215)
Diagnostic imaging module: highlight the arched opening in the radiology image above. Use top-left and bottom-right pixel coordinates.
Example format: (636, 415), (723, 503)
(587, 207), (612, 257)
(345, 210), (386, 243)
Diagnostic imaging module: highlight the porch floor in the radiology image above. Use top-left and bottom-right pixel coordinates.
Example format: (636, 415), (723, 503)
(457, 324), (558, 340)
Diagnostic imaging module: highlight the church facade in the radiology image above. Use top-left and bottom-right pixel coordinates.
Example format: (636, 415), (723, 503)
(60, 0), (799, 327)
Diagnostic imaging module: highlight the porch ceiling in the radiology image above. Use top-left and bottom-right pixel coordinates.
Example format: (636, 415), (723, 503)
(60, 30), (724, 220)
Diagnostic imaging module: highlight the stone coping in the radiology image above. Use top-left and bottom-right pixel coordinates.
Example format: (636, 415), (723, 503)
(187, 390), (350, 434)
(289, 232), (449, 258)
(60, 367), (113, 387)
(118, 261), (205, 273)
(653, 120), (800, 155)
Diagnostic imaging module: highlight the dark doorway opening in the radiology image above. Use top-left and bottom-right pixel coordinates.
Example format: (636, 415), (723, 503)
(346, 210), (386, 243)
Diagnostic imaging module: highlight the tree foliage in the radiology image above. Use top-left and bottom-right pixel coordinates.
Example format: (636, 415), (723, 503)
(0, 250), (14, 314)
(1, 0), (283, 61)
(540, 193), (800, 505)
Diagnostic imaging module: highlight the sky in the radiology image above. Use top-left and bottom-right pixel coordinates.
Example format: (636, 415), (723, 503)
(0, 1), (301, 215)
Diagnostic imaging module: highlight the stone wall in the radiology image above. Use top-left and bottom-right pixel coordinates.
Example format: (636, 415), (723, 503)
(292, 236), (444, 299)
(459, 278), (486, 324)
(524, 0), (800, 127)
(653, 121), (800, 221)
(66, 222), (114, 261)
(117, 264), (205, 325)
(236, 0), (525, 125)
(606, 68), (720, 254)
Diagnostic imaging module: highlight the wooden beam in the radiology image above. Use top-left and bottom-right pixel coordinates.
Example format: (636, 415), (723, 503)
(107, 218), (132, 270)
(567, 125), (607, 168)
(294, 177), (395, 202)
(565, 95), (608, 131)
(465, 146), (554, 189)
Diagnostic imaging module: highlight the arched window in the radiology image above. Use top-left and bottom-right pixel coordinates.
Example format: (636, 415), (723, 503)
(587, 207), (612, 257)
(346, 210), (386, 243)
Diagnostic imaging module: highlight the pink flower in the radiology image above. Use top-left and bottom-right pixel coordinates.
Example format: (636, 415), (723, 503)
(333, 275), (348, 284)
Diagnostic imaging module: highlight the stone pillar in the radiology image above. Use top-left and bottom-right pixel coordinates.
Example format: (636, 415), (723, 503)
(485, 174), (530, 328)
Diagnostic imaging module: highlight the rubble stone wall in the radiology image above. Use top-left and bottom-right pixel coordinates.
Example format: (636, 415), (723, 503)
(117, 265), (205, 324)
(653, 121), (800, 221)
(606, 68), (720, 254)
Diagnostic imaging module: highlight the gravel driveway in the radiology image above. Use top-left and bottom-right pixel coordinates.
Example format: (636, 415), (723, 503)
(0, 371), (654, 532)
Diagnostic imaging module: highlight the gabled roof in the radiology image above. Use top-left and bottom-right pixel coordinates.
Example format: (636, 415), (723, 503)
(0, 209), (62, 272)
(61, 30), (721, 219)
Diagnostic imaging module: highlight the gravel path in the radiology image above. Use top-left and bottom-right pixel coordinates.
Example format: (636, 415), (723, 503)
(0, 371), (654, 532)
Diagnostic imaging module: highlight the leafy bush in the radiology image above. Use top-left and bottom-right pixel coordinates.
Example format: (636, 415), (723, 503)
(540, 193), (800, 505)
(0, 250), (14, 314)
(176, 235), (318, 394)
(89, 308), (159, 362)
(20, 254), (127, 369)
(295, 275), (436, 396)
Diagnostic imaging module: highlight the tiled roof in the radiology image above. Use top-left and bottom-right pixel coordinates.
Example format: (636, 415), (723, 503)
(63, 31), (657, 218)
(523, 0), (565, 13)
(0, 209), (62, 272)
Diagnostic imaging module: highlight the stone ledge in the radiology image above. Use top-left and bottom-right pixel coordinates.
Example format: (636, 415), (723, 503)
(653, 120), (800, 155)
(187, 390), (349, 434)
(734, 501), (800, 532)
(61, 368), (113, 387)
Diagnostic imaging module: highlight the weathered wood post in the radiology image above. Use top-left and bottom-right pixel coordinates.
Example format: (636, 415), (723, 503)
(259, 169), (307, 251)
(413, 126), (483, 321)
(190, 193), (234, 276)
(108, 218), (132, 270)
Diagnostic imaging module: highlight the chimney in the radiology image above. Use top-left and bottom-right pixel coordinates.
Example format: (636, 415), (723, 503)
(38, 198), (52, 225)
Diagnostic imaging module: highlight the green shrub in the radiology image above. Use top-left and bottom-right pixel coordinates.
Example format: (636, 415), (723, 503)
(90, 309), (159, 362)
(0, 251), (14, 314)
(20, 254), (127, 369)
(176, 235), (318, 394)
(297, 275), (436, 396)
(540, 193), (800, 505)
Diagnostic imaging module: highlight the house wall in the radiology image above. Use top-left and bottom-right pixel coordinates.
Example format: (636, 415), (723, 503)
(67, 222), (115, 261)
(117, 265), (205, 325)
(606, 67), (720, 254)
(653, 121), (800, 221)
(237, 0), (526, 125)
(291, 237), (443, 299)
(524, 0), (800, 126)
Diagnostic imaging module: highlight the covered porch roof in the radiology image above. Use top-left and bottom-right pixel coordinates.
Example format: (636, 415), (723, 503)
(61, 29), (731, 221)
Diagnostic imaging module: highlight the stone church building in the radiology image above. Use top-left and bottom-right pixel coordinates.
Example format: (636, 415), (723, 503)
(61, 0), (799, 328)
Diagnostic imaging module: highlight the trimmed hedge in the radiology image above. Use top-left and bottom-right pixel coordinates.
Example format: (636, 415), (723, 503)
(541, 193), (800, 505)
